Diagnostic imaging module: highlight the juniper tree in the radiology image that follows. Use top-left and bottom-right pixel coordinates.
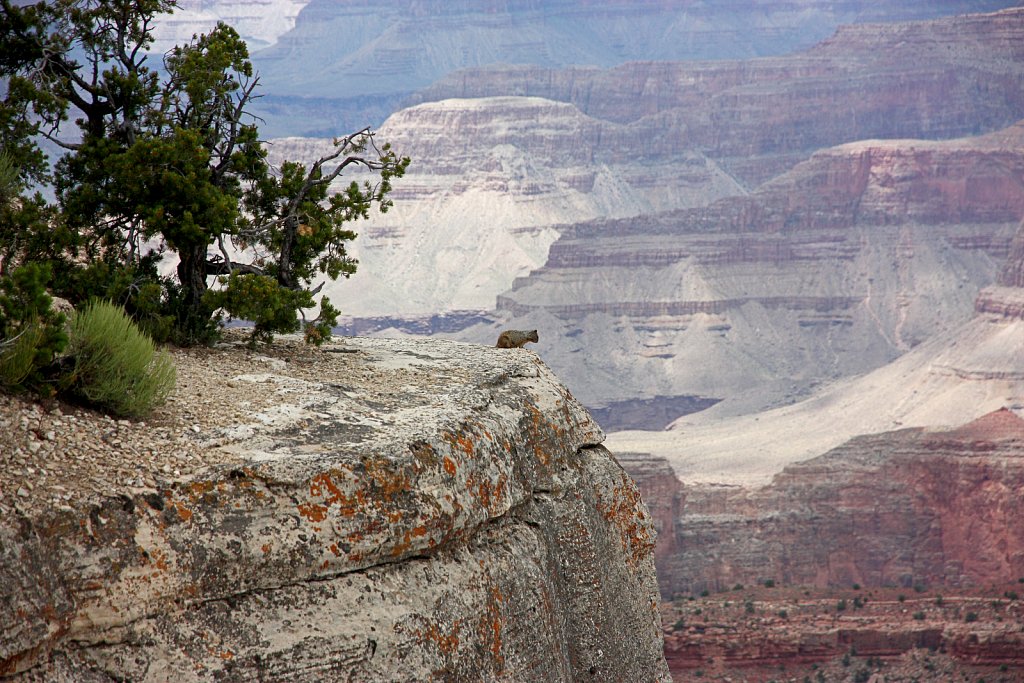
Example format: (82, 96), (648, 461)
(0, 0), (408, 345)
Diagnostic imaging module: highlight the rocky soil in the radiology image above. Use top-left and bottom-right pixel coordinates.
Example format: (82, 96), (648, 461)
(0, 329), (332, 516)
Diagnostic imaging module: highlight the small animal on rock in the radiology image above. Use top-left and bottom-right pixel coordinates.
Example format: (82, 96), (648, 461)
(495, 329), (539, 348)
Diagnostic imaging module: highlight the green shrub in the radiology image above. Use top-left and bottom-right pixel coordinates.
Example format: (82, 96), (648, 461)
(205, 272), (337, 346)
(913, 611), (925, 620)
(0, 263), (68, 394)
(965, 612), (978, 623)
(68, 300), (175, 417)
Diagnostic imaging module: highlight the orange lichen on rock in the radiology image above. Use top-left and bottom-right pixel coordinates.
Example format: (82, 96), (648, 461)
(596, 475), (656, 571)
(443, 456), (457, 476)
(296, 502), (327, 523)
(415, 618), (463, 657)
(443, 430), (477, 458)
(483, 583), (506, 668)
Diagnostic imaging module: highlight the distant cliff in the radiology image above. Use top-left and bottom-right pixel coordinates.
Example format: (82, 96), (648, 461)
(236, 0), (1024, 136)
(638, 408), (1024, 595)
(0, 337), (669, 682)
(267, 96), (744, 317)
(493, 124), (1024, 409)
(415, 8), (1024, 186)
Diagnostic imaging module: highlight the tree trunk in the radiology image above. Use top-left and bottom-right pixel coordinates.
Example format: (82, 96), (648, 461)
(176, 242), (211, 342)
(277, 214), (298, 290)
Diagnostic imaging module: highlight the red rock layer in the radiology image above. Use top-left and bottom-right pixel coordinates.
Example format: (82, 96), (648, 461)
(621, 410), (1024, 599)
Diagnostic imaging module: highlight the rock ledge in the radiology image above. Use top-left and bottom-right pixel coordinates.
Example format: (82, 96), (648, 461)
(1, 336), (669, 682)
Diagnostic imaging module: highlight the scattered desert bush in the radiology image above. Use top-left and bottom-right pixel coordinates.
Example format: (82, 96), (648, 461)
(67, 300), (175, 417)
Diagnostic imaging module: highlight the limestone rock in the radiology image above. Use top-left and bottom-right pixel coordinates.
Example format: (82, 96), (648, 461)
(0, 337), (669, 682)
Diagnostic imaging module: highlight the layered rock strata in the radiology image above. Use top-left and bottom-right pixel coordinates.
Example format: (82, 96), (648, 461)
(248, 1), (1024, 137)
(414, 9), (1024, 186)
(0, 337), (668, 682)
(267, 96), (744, 317)
(492, 126), (1024, 408)
(661, 590), (1024, 676)
(622, 409), (1024, 598)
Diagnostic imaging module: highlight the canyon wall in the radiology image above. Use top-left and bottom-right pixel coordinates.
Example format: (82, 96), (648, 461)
(414, 8), (1024, 187)
(641, 408), (1024, 596)
(614, 223), (1024, 595)
(0, 338), (668, 682)
(285, 9), (1024, 416)
(607, 214), (1024, 681)
(488, 126), (1024, 409)
(240, 1), (1024, 136)
(267, 96), (744, 317)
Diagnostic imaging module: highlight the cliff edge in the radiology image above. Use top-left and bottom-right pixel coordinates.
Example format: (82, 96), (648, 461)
(0, 336), (669, 682)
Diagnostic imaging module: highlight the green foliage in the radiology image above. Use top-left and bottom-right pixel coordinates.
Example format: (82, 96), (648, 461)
(913, 611), (925, 620)
(206, 272), (309, 345)
(0, 148), (71, 278)
(303, 296), (339, 346)
(836, 598), (847, 611)
(0, 263), (67, 393)
(206, 273), (342, 346)
(965, 611), (978, 623)
(1, 5), (408, 346)
(68, 300), (175, 417)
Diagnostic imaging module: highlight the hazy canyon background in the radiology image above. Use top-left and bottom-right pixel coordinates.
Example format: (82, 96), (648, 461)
(146, 2), (1024, 678)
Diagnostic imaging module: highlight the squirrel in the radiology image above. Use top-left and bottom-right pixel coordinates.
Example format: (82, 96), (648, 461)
(495, 329), (538, 348)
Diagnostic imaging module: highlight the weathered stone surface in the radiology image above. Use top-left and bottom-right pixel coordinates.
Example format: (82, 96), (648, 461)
(0, 337), (668, 682)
